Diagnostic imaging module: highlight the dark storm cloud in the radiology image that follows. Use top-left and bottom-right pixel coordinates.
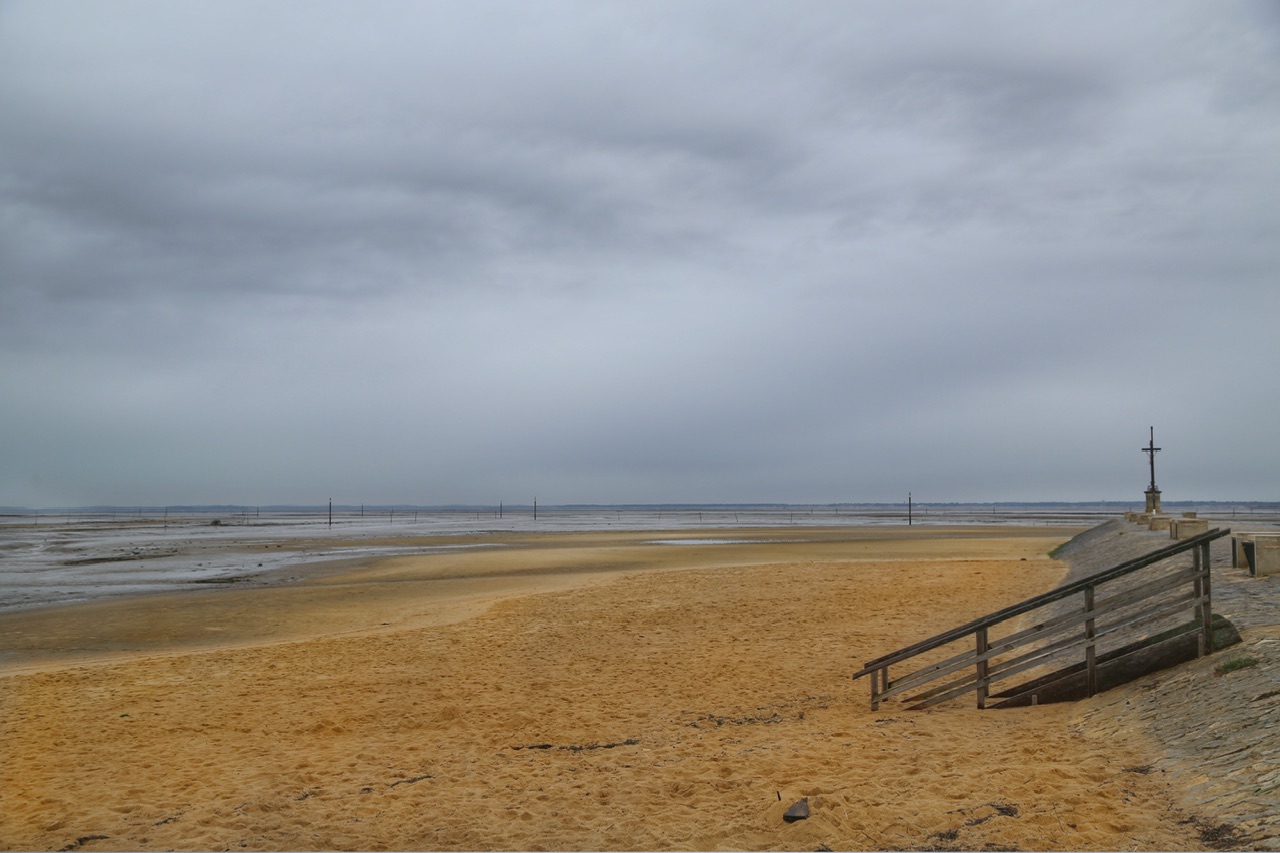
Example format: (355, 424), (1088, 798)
(1, 0), (1277, 506)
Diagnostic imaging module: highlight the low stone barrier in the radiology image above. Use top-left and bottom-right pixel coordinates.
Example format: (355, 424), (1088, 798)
(1234, 533), (1280, 577)
(1252, 535), (1280, 578)
(1170, 517), (1209, 539)
(1147, 515), (1172, 531)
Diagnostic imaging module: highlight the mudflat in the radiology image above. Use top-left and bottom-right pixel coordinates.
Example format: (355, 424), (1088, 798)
(1, 526), (1211, 850)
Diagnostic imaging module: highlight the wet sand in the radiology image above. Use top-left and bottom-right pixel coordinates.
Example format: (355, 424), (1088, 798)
(0, 526), (1212, 850)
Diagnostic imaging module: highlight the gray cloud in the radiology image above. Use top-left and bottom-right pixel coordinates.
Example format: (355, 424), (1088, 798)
(1, 0), (1277, 507)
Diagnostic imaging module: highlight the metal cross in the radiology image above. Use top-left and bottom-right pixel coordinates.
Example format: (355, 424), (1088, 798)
(1141, 426), (1161, 491)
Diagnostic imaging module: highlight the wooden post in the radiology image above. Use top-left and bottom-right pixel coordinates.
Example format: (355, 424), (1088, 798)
(1197, 542), (1213, 655)
(1202, 541), (1214, 653)
(1084, 586), (1098, 697)
(870, 665), (889, 711)
(975, 627), (989, 709)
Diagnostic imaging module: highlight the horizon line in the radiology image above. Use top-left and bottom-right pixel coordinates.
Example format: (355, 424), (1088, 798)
(3, 498), (1279, 514)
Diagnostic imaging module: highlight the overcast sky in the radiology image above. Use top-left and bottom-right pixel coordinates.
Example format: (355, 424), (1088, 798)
(1, 1), (1277, 508)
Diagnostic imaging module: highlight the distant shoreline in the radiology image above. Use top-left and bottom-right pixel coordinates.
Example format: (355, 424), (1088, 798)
(4, 499), (1279, 515)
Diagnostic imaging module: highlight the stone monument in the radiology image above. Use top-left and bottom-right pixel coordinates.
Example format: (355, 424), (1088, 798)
(1142, 426), (1162, 514)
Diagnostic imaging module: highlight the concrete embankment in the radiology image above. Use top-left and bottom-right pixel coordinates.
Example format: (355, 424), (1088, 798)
(1059, 518), (1280, 851)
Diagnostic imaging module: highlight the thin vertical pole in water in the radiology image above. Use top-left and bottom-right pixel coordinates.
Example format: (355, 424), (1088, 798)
(328, 499), (332, 528)
(908, 492), (912, 526)
(534, 497), (537, 520)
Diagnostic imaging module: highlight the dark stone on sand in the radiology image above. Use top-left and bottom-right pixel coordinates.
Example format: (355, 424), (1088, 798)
(784, 797), (810, 822)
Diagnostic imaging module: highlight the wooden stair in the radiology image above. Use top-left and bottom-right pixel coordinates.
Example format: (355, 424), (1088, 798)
(851, 527), (1233, 710)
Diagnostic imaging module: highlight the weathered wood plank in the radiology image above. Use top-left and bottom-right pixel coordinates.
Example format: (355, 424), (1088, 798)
(1199, 541), (1213, 655)
(1084, 587), (1097, 697)
(976, 627), (990, 709)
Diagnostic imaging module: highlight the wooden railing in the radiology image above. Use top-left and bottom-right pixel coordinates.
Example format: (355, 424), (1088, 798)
(852, 527), (1231, 710)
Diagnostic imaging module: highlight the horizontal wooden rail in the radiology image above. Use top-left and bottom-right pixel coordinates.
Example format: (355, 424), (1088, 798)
(853, 526), (1228, 710)
(904, 588), (1208, 709)
(853, 527), (1226, 677)
(878, 564), (1206, 700)
(882, 580), (1206, 707)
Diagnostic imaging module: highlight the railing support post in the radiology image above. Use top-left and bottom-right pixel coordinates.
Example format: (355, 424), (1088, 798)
(975, 627), (989, 709)
(1197, 541), (1213, 656)
(1083, 586), (1097, 697)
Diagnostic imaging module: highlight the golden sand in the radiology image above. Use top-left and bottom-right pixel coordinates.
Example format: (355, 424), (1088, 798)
(0, 527), (1207, 851)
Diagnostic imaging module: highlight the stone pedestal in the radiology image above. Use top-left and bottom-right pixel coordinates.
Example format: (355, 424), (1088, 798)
(1145, 488), (1162, 514)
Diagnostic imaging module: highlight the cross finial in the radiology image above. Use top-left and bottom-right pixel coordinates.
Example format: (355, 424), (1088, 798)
(1141, 426), (1161, 491)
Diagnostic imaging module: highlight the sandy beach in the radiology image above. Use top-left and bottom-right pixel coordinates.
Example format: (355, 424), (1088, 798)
(0, 525), (1221, 851)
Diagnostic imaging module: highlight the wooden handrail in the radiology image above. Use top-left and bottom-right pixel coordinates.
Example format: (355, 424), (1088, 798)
(902, 588), (1208, 709)
(853, 527), (1228, 677)
(877, 565), (1206, 699)
(852, 526), (1229, 709)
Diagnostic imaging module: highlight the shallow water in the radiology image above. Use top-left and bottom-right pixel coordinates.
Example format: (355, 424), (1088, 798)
(2, 503), (1254, 612)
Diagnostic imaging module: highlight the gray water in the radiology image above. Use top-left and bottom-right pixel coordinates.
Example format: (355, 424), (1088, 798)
(2, 503), (1269, 612)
